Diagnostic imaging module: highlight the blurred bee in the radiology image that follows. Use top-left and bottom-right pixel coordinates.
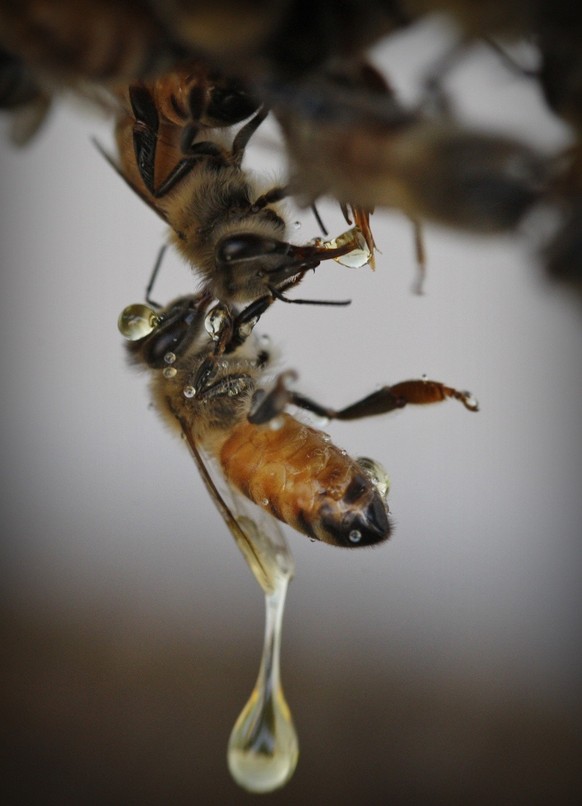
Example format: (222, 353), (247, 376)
(0, 0), (184, 88)
(272, 58), (549, 235)
(118, 280), (478, 550)
(402, 1), (582, 136)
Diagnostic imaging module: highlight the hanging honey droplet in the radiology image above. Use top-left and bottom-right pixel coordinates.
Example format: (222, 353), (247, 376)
(317, 227), (373, 269)
(118, 304), (161, 340)
(227, 576), (298, 793)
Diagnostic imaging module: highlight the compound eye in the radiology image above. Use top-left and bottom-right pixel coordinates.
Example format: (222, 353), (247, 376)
(217, 233), (281, 264)
(205, 87), (259, 125)
(146, 317), (196, 366)
(141, 301), (202, 368)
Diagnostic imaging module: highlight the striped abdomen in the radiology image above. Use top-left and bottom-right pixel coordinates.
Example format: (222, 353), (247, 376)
(219, 414), (391, 547)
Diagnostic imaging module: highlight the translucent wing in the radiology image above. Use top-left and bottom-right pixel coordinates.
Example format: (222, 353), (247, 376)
(167, 399), (294, 594)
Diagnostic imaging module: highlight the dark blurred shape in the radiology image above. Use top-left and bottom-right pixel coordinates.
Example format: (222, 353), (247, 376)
(0, 47), (51, 144)
(543, 148), (582, 299)
(0, 0), (185, 84)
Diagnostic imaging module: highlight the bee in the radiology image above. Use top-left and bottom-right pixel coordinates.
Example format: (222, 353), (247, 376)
(118, 280), (479, 551)
(273, 62), (549, 235)
(99, 62), (374, 345)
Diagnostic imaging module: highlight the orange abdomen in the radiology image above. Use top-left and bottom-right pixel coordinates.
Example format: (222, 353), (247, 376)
(220, 414), (391, 548)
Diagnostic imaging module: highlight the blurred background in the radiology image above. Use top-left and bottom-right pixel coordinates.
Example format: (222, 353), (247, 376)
(1, 15), (581, 804)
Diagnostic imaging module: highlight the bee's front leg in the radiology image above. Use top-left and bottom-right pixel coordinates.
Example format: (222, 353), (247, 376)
(194, 297), (273, 393)
(248, 371), (298, 425)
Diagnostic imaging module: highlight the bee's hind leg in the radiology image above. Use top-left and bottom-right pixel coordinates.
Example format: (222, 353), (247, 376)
(249, 377), (479, 425)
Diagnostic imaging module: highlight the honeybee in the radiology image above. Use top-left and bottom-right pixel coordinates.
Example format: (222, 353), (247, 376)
(273, 68), (549, 234)
(118, 281), (479, 551)
(100, 62), (374, 335)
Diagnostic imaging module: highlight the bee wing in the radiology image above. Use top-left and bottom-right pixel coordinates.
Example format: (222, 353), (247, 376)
(172, 408), (294, 594)
(91, 136), (170, 224)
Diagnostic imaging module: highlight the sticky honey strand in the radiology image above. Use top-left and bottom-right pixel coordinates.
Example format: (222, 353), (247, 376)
(227, 514), (298, 792)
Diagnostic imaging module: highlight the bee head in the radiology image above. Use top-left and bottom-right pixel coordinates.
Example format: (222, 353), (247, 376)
(215, 225), (342, 301)
(119, 294), (208, 369)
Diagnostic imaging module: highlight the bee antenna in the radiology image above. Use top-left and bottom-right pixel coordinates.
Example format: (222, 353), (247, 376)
(311, 203), (328, 236)
(145, 244), (168, 308)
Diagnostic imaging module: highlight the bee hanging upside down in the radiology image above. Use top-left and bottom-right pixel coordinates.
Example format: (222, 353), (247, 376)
(98, 59), (375, 315)
(119, 286), (479, 551)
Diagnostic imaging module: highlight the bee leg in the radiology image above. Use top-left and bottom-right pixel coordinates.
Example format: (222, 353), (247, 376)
(194, 355), (220, 394)
(336, 380), (479, 417)
(268, 281), (351, 307)
(232, 106), (269, 162)
(194, 296), (275, 393)
(153, 142), (227, 197)
(227, 295), (275, 351)
(192, 304), (236, 393)
(274, 378), (479, 423)
(248, 371), (298, 425)
(410, 216), (426, 295)
(251, 184), (290, 212)
(211, 295), (271, 358)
